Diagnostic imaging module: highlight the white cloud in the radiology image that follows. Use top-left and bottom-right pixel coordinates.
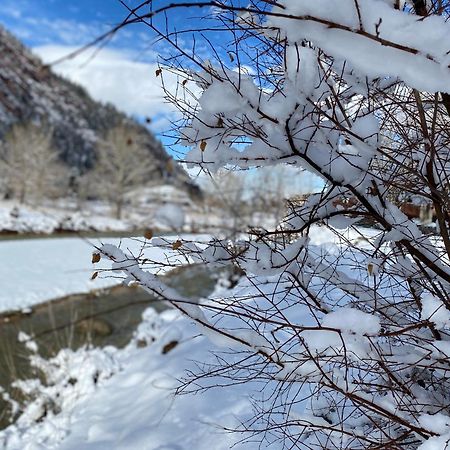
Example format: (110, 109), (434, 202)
(1, 1), (108, 47)
(2, 5), (22, 19)
(33, 45), (183, 130)
(232, 65), (256, 76)
(25, 18), (105, 46)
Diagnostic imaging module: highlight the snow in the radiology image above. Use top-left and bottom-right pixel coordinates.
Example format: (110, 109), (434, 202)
(0, 235), (196, 314)
(1, 224), (447, 447)
(421, 293), (450, 330)
(0, 201), (131, 234)
(17, 331), (38, 353)
(0, 237), (113, 313)
(4, 0), (450, 446)
(418, 435), (450, 450)
(0, 308), (279, 450)
(272, 0), (450, 93)
(0, 225), (386, 442)
(0, 197), (285, 237)
(154, 204), (186, 230)
(0, 193), (196, 235)
(322, 307), (381, 335)
(300, 308), (381, 358)
(418, 414), (450, 437)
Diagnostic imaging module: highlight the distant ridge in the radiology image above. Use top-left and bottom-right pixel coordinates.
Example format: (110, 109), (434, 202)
(0, 25), (197, 194)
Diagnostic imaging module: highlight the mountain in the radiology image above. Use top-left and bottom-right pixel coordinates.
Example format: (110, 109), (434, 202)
(0, 25), (198, 196)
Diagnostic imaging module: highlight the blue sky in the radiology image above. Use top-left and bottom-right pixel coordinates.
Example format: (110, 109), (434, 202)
(2, 0), (132, 47)
(0, 0), (196, 49)
(0, 1), (240, 155)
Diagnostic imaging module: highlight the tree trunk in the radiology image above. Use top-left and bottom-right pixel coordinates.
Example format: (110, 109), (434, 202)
(412, 0), (450, 116)
(413, 0), (427, 15)
(115, 199), (123, 220)
(19, 183), (26, 204)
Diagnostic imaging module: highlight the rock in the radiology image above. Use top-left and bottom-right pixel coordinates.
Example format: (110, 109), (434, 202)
(161, 340), (179, 354)
(75, 318), (113, 337)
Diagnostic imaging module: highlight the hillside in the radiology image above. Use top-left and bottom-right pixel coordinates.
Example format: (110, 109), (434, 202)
(0, 25), (195, 193)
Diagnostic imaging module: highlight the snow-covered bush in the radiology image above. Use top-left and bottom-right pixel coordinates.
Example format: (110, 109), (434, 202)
(100, 1), (450, 448)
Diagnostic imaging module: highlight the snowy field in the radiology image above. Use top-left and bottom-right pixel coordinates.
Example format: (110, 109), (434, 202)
(0, 194), (194, 235)
(0, 199), (281, 237)
(0, 232), (280, 449)
(0, 237), (117, 313)
(1, 234), (261, 449)
(0, 235), (200, 314)
(0, 201), (133, 234)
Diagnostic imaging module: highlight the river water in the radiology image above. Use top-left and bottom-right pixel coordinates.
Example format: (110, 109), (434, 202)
(0, 234), (220, 429)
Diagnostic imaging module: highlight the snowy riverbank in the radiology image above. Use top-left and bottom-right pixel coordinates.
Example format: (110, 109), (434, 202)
(0, 234), (210, 314)
(0, 225), (412, 449)
(0, 305), (275, 450)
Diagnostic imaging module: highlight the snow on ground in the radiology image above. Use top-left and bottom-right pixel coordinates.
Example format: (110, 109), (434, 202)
(0, 235), (205, 314)
(0, 225), (381, 314)
(0, 307), (277, 450)
(0, 224), (438, 449)
(0, 198), (284, 236)
(0, 201), (132, 234)
(0, 195), (199, 235)
(0, 236), (134, 313)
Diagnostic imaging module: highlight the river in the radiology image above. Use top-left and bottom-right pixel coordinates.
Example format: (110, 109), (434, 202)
(0, 233), (220, 429)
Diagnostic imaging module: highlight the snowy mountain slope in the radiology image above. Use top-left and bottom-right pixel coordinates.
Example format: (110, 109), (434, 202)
(0, 25), (194, 193)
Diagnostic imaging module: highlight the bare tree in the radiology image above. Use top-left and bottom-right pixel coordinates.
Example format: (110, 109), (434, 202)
(96, 1), (450, 448)
(204, 166), (298, 233)
(203, 168), (248, 235)
(0, 122), (67, 204)
(90, 124), (155, 219)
